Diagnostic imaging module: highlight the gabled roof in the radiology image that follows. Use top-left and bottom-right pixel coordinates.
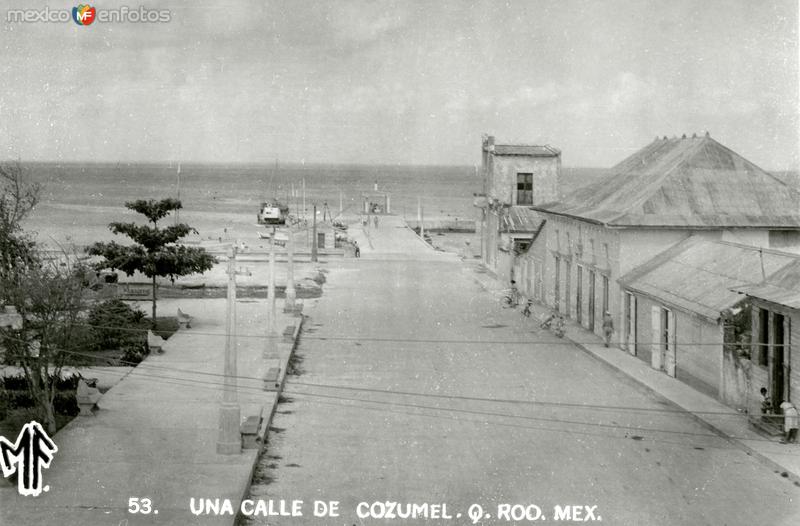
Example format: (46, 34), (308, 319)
(534, 135), (800, 228)
(502, 206), (545, 233)
(620, 237), (800, 320)
(732, 259), (800, 309)
(493, 144), (561, 157)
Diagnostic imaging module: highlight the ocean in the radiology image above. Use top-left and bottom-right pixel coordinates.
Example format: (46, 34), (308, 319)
(18, 162), (609, 248)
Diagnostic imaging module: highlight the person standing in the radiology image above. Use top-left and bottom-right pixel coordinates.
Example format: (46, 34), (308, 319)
(602, 311), (614, 347)
(780, 401), (798, 444)
(353, 241), (360, 258)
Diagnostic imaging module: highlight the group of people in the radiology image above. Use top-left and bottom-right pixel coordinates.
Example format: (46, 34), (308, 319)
(509, 280), (616, 345)
(760, 387), (799, 444)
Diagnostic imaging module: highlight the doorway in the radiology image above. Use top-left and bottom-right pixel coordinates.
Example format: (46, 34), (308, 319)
(773, 313), (785, 405)
(576, 265), (583, 325)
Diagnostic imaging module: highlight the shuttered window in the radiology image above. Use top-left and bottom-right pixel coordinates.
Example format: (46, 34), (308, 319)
(516, 173), (533, 205)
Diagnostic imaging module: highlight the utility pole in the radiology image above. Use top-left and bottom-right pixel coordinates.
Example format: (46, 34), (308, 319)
(311, 203), (318, 263)
(302, 178), (306, 221)
(284, 225), (296, 312)
(217, 246), (241, 455)
(339, 190), (343, 215)
(267, 227), (278, 338)
(418, 197), (424, 239)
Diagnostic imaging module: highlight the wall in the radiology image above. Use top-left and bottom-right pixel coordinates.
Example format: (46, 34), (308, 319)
(750, 299), (800, 407)
(617, 230), (720, 276)
(630, 291), (723, 398)
(537, 215), (621, 338)
(489, 155), (559, 206)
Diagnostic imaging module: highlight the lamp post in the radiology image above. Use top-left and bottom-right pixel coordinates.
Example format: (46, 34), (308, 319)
(217, 246), (241, 455)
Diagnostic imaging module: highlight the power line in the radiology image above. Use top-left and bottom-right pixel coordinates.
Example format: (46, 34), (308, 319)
(0, 334), (761, 421)
(4, 318), (752, 347)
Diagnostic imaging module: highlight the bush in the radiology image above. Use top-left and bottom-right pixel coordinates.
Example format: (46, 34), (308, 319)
(53, 392), (79, 416)
(88, 299), (147, 350)
(0, 388), (8, 420)
(121, 341), (149, 365)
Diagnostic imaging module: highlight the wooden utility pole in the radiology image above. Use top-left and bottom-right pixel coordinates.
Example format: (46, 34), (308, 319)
(311, 203), (318, 263)
(217, 246), (241, 455)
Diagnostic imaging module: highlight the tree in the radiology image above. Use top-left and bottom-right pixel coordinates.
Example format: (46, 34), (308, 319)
(0, 161), (88, 434)
(87, 198), (217, 327)
(0, 161), (39, 280)
(0, 257), (89, 434)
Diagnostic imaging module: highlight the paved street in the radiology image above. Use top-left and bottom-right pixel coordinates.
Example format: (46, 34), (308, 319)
(246, 252), (800, 526)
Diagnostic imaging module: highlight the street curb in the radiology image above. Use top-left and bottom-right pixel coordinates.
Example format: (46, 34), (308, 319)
(399, 218), (438, 251)
(568, 337), (800, 485)
(235, 313), (305, 522)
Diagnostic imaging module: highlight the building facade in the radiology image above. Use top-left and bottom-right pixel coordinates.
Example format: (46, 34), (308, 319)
(528, 134), (800, 348)
(476, 135), (560, 280)
(733, 261), (800, 416)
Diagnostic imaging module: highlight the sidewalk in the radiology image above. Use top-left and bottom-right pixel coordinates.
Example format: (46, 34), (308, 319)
(469, 264), (800, 483)
(0, 297), (303, 525)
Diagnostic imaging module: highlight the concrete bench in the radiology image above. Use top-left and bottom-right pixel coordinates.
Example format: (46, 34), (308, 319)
(147, 330), (167, 354)
(240, 409), (264, 449)
(264, 367), (281, 391)
(77, 378), (102, 416)
(283, 325), (296, 342)
(177, 308), (193, 329)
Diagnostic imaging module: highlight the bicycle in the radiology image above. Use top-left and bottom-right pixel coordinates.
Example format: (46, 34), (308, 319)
(501, 289), (520, 308)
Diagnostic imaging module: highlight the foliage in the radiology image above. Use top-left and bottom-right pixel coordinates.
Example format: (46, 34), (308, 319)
(724, 298), (752, 360)
(87, 198), (217, 327)
(0, 162), (89, 433)
(0, 387), (7, 420)
(87, 299), (146, 350)
(1, 374), (80, 416)
(0, 161), (40, 281)
(121, 341), (149, 365)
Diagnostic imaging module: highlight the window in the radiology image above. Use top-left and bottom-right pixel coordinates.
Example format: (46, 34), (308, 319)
(516, 173), (533, 205)
(513, 239), (531, 254)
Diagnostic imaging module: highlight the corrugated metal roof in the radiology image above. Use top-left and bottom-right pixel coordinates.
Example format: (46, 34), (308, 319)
(534, 135), (800, 228)
(732, 260), (800, 308)
(620, 237), (800, 320)
(493, 144), (561, 157)
(502, 206), (545, 233)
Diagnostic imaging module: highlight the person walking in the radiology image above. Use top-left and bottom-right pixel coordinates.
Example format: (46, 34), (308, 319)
(780, 401), (798, 444)
(373, 214), (379, 228)
(353, 241), (360, 258)
(602, 311), (614, 347)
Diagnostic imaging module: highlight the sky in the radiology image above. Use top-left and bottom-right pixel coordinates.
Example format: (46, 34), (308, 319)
(0, 0), (798, 169)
